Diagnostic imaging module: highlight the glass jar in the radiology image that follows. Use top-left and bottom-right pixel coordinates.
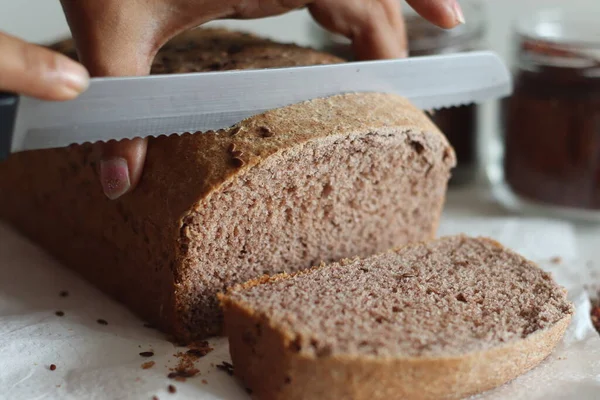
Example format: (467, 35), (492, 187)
(309, 0), (486, 185)
(487, 8), (600, 221)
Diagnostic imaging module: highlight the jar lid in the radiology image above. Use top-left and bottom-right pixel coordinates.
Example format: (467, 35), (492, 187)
(517, 8), (599, 47)
(310, 0), (485, 54)
(405, 0), (484, 54)
(516, 8), (600, 69)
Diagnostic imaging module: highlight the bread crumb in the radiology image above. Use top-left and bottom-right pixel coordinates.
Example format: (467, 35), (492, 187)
(49, 364), (57, 371)
(166, 341), (212, 380)
(550, 256), (562, 264)
(55, 311), (65, 317)
(216, 361), (234, 376)
(167, 368), (199, 380)
(142, 361), (155, 369)
(139, 351), (154, 357)
(168, 384), (176, 394)
(591, 301), (600, 333)
(96, 319), (108, 325)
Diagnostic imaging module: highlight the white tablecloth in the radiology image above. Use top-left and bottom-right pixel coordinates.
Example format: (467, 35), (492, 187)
(1, 187), (600, 400)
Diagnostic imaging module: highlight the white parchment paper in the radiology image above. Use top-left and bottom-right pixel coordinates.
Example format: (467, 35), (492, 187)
(0, 216), (599, 400)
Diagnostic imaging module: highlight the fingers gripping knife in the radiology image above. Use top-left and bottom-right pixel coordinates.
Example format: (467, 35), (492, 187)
(0, 51), (511, 160)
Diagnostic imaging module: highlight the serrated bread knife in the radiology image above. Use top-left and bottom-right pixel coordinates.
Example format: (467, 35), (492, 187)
(0, 50), (511, 160)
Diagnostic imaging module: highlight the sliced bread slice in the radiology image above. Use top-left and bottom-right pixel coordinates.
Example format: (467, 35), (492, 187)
(220, 235), (573, 400)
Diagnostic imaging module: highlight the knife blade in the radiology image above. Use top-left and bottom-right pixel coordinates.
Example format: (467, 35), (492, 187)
(0, 50), (511, 159)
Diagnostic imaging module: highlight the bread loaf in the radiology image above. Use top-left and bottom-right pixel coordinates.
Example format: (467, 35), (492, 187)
(220, 235), (573, 400)
(48, 28), (343, 72)
(0, 28), (455, 341)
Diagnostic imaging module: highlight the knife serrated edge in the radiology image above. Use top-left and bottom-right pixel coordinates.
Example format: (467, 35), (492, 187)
(12, 51), (512, 152)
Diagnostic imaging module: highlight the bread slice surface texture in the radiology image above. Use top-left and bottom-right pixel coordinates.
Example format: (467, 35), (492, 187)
(220, 235), (573, 400)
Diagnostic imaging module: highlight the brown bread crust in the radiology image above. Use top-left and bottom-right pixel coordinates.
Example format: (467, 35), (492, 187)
(220, 236), (572, 400)
(48, 27), (343, 73)
(0, 29), (455, 341)
(223, 301), (569, 400)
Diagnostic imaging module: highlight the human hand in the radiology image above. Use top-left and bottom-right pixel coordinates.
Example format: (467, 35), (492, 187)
(59, 0), (464, 200)
(0, 31), (89, 100)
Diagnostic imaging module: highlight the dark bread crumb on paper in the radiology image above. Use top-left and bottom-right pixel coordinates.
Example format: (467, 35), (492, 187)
(142, 361), (155, 369)
(591, 298), (600, 334)
(186, 347), (211, 358)
(216, 361), (234, 376)
(167, 367), (199, 380)
(167, 344), (210, 380)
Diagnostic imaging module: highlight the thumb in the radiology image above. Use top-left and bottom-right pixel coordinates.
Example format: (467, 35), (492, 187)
(0, 31), (89, 100)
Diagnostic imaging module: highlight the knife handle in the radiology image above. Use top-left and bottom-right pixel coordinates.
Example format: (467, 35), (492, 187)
(0, 92), (17, 162)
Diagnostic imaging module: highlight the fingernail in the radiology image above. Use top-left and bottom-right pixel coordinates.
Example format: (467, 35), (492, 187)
(55, 85), (82, 100)
(100, 158), (130, 200)
(57, 57), (90, 93)
(453, 1), (466, 24)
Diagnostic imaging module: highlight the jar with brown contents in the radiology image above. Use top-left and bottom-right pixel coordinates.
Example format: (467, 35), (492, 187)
(309, 0), (485, 186)
(490, 9), (600, 220)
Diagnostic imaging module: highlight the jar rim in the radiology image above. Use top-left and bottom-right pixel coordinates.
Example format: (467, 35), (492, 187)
(516, 8), (600, 48)
(514, 7), (600, 72)
(404, 0), (484, 53)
